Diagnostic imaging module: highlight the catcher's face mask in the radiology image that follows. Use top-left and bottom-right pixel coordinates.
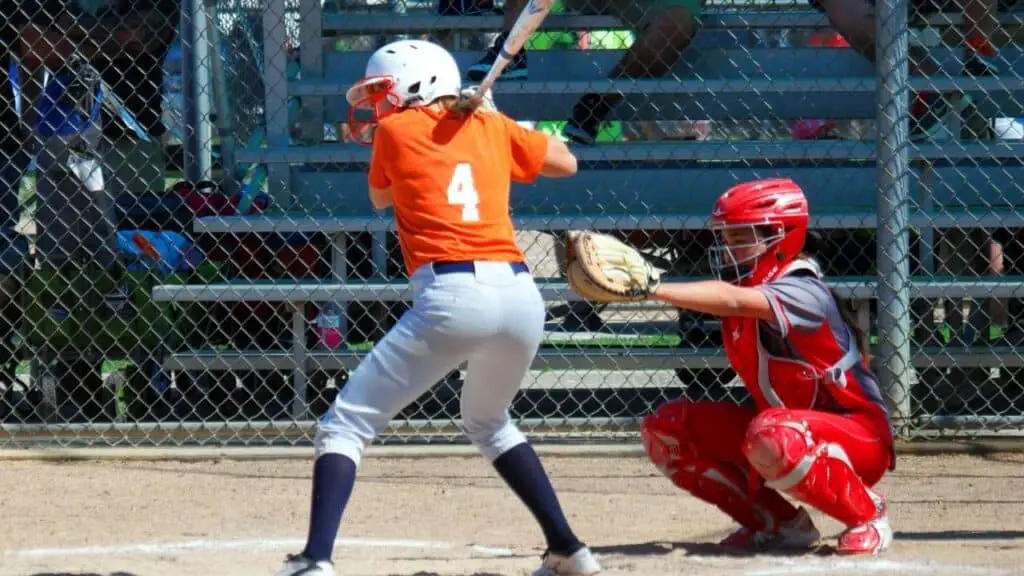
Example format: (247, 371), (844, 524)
(346, 76), (402, 145)
(709, 223), (784, 285)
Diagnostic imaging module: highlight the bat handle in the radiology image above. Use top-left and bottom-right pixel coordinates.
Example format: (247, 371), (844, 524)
(476, 54), (510, 100)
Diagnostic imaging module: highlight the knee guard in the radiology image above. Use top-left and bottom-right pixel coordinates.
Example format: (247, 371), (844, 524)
(743, 410), (877, 526)
(642, 401), (790, 531)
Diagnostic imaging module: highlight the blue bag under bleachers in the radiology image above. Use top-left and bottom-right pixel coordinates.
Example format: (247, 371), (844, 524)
(117, 230), (205, 274)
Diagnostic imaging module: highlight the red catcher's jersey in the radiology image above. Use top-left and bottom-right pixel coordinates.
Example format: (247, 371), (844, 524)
(721, 262), (894, 465)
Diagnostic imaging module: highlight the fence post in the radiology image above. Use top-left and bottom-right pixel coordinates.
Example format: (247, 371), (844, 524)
(208, 4), (240, 196)
(299, 0), (323, 143)
(263, 0), (291, 206)
(182, 0), (214, 182)
(875, 0), (913, 434)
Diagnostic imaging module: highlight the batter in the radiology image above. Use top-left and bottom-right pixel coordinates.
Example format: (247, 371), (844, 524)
(276, 39), (601, 576)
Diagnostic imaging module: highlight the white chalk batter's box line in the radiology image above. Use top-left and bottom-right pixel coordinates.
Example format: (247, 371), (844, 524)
(1, 538), (1010, 576)
(1, 537), (515, 559)
(692, 554), (1011, 576)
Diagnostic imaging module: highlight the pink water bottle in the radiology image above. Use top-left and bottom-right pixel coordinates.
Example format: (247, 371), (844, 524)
(315, 302), (343, 350)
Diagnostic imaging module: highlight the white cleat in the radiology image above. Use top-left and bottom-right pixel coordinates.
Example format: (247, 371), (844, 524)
(532, 546), (602, 576)
(276, 553), (335, 576)
(837, 491), (894, 555)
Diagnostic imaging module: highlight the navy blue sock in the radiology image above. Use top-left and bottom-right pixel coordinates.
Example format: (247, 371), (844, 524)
(492, 443), (582, 554)
(301, 453), (358, 562)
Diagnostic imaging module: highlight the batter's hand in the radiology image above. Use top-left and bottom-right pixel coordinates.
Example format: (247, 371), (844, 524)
(456, 85), (497, 113)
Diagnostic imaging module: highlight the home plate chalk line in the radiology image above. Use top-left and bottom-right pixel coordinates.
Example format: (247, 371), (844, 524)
(1, 537), (515, 559)
(3, 539), (1009, 576)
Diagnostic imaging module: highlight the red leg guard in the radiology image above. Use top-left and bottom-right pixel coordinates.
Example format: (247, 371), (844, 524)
(642, 400), (798, 532)
(742, 409), (878, 527)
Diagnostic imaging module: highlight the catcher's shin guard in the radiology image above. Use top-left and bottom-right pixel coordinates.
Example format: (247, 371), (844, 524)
(742, 412), (878, 527)
(642, 403), (796, 532)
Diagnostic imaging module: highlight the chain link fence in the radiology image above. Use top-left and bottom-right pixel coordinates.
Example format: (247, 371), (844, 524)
(0, 0), (1022, 449)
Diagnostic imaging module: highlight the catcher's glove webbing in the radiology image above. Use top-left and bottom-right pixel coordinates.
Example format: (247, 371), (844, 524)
(566, 232), (662, 303)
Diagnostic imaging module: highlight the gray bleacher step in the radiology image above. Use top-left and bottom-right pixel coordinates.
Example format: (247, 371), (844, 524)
(162, 347), (1023, 373)
(321, 11), (1022, 33)
(151, 278), (1024, 303)
(192, 213), (877, 234)
(304, 42), (1024, 122)
(322, 11), (824, 33)
(289, 75), (1021, 98)
(163, 348), (725, 372)
(192, 210), (1024, 235)
(234, 140), (1024, 165)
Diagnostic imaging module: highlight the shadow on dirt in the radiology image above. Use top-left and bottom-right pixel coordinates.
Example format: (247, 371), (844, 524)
(590, 541), (837, 558)
(391, 569), (503, 573)
(25, 569), (140, 573)
(895, 529), (1024, 541)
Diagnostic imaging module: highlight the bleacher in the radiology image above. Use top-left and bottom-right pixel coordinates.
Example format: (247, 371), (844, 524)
(153, 0), (1024, 425)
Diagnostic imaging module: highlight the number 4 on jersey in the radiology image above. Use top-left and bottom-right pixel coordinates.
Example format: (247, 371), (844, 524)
(447, 163), (480, 222)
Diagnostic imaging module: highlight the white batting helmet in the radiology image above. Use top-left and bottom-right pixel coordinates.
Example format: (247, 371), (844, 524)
(344, 40), (462, 144)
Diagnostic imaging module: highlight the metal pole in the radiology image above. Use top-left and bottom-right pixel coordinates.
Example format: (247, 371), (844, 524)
(875, 0), (912, 433)
(182, 0), (214, 182)
(263, 0), (291, 206)
(206, 2), (239, 195)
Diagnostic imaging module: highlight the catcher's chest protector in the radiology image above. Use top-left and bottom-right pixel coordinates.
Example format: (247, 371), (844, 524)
(722, 316), (863, 413)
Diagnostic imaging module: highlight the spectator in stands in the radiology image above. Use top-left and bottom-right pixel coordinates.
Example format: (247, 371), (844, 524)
(813, 0), (999, 140)
(0, 2), (33, 417)
(19, 0), (180, 197)
(15, 0), (179, 421)
(435, 0), (499, 52)
(437, 0), (496, 17)
(992, 229), (1024, 346)
(791, 30), (848, 140)
(935, 229), (1007, 345)
(467, 0), (699, 144)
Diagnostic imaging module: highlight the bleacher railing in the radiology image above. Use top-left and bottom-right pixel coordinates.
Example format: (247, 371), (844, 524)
(1, 0), (1023, 449)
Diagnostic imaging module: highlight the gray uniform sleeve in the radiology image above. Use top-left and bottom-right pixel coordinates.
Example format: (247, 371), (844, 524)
(757, 275), (832, 337)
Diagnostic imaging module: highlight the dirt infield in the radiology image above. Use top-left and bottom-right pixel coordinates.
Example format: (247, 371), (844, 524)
(1, 452), (1021, 576)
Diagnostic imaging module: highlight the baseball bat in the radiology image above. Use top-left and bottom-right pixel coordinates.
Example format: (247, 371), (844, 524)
(468, 0), (554, 102)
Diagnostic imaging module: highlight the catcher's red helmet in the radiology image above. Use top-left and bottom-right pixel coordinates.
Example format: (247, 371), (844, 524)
(708, 178), (809, 286)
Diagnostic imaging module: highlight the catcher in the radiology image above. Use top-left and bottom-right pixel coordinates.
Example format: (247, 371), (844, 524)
(566, 178), (894, 555)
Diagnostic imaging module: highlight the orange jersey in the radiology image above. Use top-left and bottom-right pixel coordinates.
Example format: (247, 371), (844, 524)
(367, 106), (548, 276)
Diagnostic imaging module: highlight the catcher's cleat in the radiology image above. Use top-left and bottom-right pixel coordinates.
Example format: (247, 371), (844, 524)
(532, 546), (602, 576)
(276, 553), (335, 576)
(837, 491), (893, 555)
(719, 507), (821, 552)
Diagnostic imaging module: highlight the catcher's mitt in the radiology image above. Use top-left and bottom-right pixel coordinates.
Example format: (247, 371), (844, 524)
(566, 231), (662, 303)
